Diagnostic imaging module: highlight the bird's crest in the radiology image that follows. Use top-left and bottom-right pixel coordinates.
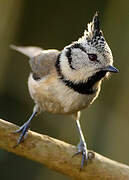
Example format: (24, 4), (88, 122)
(86, 12), (102, 39)
(79, 12), (105, 49)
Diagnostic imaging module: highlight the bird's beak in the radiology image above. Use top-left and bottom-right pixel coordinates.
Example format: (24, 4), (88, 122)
(102, 65), (119, 73)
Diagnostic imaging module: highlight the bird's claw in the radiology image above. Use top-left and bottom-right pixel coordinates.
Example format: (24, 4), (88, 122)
(13, 121), (30, 147)
(13, 111), (37, 147)
(73, 141), (88, 169)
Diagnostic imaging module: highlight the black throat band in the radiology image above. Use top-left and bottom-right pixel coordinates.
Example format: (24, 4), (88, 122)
(55, 54), (106, 95)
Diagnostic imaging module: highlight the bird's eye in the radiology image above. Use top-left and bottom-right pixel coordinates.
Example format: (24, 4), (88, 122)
(88, 54), (98, 62)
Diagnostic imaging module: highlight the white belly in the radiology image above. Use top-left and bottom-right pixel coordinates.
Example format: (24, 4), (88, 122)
(28, 74), (100, 114)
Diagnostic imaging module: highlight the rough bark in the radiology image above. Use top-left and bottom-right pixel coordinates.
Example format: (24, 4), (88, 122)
(0, 119), (129, 180)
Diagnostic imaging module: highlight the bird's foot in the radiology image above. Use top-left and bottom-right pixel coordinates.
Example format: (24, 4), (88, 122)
(13, 111), (37, 147)
(73, 140), (89, 169)
(13, 121), (31, 147)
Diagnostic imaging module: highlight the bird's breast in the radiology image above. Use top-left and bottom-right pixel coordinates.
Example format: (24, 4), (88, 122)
(28, 73), (100, 114)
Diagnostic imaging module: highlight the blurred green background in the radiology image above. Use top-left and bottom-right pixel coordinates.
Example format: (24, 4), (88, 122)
(0, 0), (129, 179)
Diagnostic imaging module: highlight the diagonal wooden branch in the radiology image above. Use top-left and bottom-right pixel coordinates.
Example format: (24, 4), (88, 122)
(0, 119), (129, 180)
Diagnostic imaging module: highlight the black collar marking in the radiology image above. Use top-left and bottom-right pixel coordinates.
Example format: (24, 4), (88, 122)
(55, 54), (106, 95)
(61, 70), (106, 94)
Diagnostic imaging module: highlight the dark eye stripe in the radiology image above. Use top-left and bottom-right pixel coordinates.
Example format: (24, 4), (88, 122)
(71, 43), (87, 53)
(66, 43), (87, 70)
(65, 48), (75, 70)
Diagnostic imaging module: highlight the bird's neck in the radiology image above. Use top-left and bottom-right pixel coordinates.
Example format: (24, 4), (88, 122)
(55, 54), (106, 95)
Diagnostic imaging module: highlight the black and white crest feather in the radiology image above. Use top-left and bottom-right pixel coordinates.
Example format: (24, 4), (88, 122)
(90, 11), (101, 38)
(84, 12), (103, 40)
(76, 12), (106, 52)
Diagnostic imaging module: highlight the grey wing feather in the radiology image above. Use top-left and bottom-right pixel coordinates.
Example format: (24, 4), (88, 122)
(10, 45), (43, 58)
(10, 45), (60, 78)
(29, 49), (60, 78)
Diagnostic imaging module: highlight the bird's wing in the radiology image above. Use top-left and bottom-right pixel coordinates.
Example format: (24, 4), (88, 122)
(10, 45), (60, 78)
(29, 49), (60, 78)
(10, 45), (44, 58)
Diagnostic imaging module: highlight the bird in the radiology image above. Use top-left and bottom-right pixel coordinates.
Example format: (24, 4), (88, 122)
(10, 12), (118, 168)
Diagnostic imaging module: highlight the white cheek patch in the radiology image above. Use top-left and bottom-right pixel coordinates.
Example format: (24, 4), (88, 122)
(71, 48), (88, 69)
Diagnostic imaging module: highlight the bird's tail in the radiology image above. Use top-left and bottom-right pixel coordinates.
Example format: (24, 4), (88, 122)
(10, 45), (43, 58)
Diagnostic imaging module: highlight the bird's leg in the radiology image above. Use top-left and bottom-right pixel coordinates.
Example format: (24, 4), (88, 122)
(73, 111), (88, 168)
(14, 105), (39, 146)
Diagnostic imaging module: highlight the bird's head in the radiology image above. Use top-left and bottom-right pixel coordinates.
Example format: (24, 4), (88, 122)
(56, 12), (118, 94)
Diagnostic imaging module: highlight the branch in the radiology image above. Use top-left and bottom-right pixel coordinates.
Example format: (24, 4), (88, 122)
(0, 119), (129, 180)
